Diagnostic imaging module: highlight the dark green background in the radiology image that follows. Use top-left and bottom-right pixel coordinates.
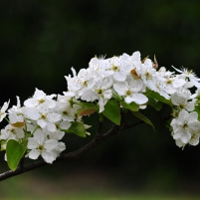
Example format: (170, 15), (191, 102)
(1, 0), (200, 194)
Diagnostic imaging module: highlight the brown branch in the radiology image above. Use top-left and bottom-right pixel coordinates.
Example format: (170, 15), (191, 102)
(0, 121), (142, 181)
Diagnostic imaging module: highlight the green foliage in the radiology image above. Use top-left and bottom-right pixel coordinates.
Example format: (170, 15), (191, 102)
(194, 107), (200, 121)
(148, 97), (163, 111)
(132, 111), (155, 130)
(64, 121), (87, 138)
(102, 99), (121, 125)
(77, 102), (98, 116)
(121, 101), (139, 112)
(6, 140), (28, 171)
(146, 90), (172, 106)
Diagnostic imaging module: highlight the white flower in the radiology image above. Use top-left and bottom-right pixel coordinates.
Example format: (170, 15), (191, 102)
(171, 88), (195, 111)
(24, 103), (61, 132)
(81, 77), (113, 112)
(27, 129), (59, 163)
(0, 100), (10, 122)
(172, 66), (200, 88)
(0, 124), (25, 143)
(105, 55), (132, 82)
(114, 76), (148, 105)
(170, 109), (200, 147)
(52, 142), (66, 157)
(24, 88), (56, 109)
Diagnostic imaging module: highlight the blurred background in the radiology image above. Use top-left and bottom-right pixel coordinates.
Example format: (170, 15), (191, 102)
(1, 0), (200, 199)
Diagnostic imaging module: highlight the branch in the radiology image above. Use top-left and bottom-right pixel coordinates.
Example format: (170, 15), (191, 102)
(0, 121), (141, 181)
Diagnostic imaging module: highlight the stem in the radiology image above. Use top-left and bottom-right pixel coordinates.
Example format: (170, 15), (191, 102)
(0, 121), (142, 181)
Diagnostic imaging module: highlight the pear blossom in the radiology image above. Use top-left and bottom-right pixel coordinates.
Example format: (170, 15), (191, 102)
(81, 77), (113, 112)
(27, 129), (60, 163)
(172, 66), (200, 88)
(114, 76), (148, 105)
(171, 88), (195, 111)
(24, 88), (56, 109)
(0, 100), (10, 122)
(1, 50), (200, 167)
(0, 124), (25, 146)
(170, 109), (200, 147)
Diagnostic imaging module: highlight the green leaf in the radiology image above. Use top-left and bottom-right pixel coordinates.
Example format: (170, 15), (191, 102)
(148, 97), (162, 111)
(6, 139), (28, 171)
(77, 102), (98, 116)
(102, 99), (121, 125)
(194, 107), (200, 121)
(146, 90), (171, 106)
(121, 101), (139, 112)
(132, 112), (155, 130)
(64, 121), (87, 137)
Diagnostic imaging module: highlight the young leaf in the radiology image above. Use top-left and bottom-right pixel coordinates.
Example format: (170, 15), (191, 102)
(121, 101), (139, 112)
(146, 90), (171, 106)
(77, 102), (98, 116)
(148, 97), (162, 111)
(102, 99), (121, 125)
(132, 111), (155, 130)
(64, 121), (87, 137)
(6, 139), (28, 171)
(194, 107), (200, 121)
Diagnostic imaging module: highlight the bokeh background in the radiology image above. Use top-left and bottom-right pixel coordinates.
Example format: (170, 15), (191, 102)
(1, 0), (200, 199)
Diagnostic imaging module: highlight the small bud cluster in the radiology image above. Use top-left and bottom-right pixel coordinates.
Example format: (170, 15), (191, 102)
(1, 51), (200, 166)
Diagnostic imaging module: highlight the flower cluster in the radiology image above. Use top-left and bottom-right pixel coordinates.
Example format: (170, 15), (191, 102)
(1, 51), (200, 168)
(0, 90), (80, 163)
(66, 52), (200, 147)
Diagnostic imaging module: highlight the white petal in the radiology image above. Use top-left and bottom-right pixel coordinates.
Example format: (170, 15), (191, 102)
(130, 93), (148, 105)
(34, 88), (46, 100)
(81, 90), (97, 102)
(25, 108), (40, 120)
(132, 51), (141, 61)
(16, 128), (25, 138)
(42, 150), (57, 163)
(46, 122), (56, 132)
(189, 134), (200, 146)
(49, 130), (65, 140)
(29, 149), (40, 160)
(24, 99), (38, 108)
(60, 121), (71, 130)
(55, 142), (66, 153)
(44, 139), (58, 150)
(188, 112), (198, 122)
(34, 129), (45, 144)
(113, 82), (127, 96)
(181, 132), (191, 143)
(172, 131), (182, 140)
(186, 102), (195, 112)
(172, 78), (185, 88)
(47, 113), (61, 123)
(1, 100), (10, 112)
(113, 72), (127, 82)
(28, 138), (39, 149)
(37, 119), (47, 129)
(190, 77), (200, 88)
(175, 139), (185, 148)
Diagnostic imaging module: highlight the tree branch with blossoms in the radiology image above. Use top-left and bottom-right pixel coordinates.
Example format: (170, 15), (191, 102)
(1, 51), (200, 181)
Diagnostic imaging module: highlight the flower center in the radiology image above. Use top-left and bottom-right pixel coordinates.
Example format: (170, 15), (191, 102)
(183, 123), (188, 130)
(131, 69), (140, 79)
(38, 99), (45, 104)
(126, 90), (132, 96)
(112, 65), (119, 71)
(96, 89), (103, 95)
(38, 144), (44, 151)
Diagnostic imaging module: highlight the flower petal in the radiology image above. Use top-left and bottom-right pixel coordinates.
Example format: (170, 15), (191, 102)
(29, 149), (40, 160)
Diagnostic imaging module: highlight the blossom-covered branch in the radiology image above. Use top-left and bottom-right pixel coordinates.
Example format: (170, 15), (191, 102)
(0, 118), (136, 181)
(1, 51), (200, 178)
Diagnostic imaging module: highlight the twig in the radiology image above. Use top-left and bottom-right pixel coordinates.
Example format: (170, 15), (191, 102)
(0, 121), (142, 181)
